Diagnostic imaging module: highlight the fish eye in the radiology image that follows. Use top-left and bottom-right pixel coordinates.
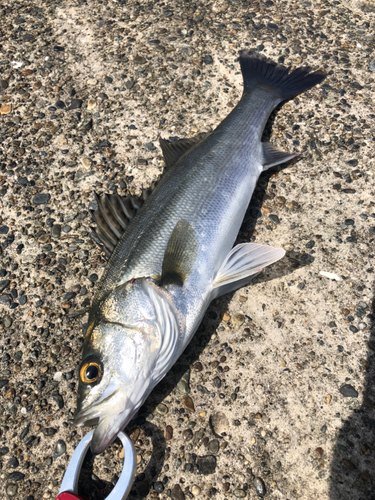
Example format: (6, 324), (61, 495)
(80, 358), (102, 384)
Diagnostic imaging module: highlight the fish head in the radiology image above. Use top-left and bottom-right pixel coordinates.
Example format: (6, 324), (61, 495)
(74, 279), (172, 454)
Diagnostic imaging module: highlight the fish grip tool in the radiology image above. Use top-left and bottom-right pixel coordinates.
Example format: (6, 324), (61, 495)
(55, 430), (136, 500)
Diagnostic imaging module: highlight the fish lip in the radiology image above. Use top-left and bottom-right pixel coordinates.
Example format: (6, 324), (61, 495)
(74, 391), (133, 454)
(73, 380), (133, 454)
(90, 412), (133, 455)
(73, 407), (99, 427)
(73, 381), (123, 428)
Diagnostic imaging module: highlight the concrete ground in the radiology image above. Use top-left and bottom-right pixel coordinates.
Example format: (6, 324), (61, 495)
(0, 0), (374, 499)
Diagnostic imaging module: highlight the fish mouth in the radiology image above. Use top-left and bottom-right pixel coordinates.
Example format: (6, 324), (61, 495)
(74, 379), (132, 454)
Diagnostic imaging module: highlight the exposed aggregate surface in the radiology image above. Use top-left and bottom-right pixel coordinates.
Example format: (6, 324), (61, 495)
(1, 0), (375, 499)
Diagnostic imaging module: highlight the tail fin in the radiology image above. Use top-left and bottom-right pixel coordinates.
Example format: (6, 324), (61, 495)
(239, 50), (326, 101)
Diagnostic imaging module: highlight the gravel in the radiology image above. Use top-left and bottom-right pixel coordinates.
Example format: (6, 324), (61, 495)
(196, 455), (217, 475)
(53, 440), (66, 459)
(32, 194), (51, 205)
(339, 384), (359, 398)
(0, 1), (374, 499)
(253, 477), (267, 497)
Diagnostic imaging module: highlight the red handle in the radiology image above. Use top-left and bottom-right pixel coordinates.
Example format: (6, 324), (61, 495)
(55, 492), (90, 500)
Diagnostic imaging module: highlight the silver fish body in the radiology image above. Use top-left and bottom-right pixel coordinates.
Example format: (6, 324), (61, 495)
(74, 51), (325, 454)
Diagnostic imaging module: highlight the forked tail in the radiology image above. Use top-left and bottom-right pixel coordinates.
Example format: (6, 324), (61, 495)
(239, 50), (326, 101)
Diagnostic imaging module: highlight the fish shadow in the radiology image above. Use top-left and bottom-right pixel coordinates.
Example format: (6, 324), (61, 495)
(127, 422), (166, 500)
(329, 282), (375, 500)
(77, 423), (165, 500)
(237, 161), (315, 284)
(126, 292), (236, 498)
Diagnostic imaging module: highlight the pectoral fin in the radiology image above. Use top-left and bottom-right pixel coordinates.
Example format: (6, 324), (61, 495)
(161, 220), (198, 286)
(212, 243), (285, 297)
(262, 143), (299, 170)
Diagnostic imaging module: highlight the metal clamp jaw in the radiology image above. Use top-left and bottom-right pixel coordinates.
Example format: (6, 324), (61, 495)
(55, 430), (136, 500)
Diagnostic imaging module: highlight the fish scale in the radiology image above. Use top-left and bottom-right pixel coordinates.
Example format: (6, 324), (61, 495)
(74, 50), (326, 455)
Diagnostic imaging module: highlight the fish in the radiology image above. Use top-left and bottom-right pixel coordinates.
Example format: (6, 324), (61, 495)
(74, 51), (325, 454)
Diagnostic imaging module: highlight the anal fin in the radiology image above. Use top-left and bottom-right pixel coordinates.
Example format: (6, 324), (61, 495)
(213, 243), (285, 297)
(262, 143), (298, 170)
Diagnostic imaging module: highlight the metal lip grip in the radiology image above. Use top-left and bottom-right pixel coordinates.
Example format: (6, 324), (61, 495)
(55, 430), (136, 500)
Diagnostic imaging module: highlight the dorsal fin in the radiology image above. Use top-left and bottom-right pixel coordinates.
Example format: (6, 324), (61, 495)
(90, 185), (156, 259)
(159, 133), (207, 167)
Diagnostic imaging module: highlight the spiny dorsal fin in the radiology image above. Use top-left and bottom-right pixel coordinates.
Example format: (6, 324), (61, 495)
(159, 133), (207, 168)
(161, 220), (198, 286)
(90, 185), (156, 259)
(261, 143), (299, 171)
